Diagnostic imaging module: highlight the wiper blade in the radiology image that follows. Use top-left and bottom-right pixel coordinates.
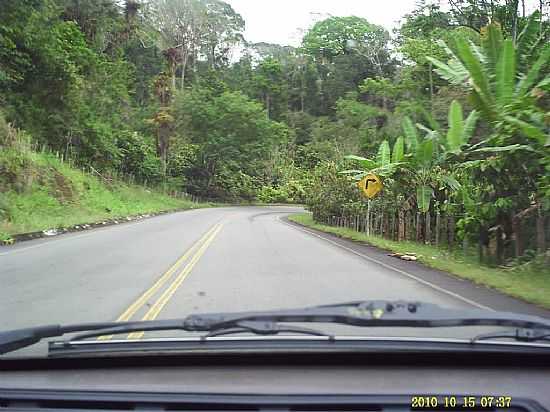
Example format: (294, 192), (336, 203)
(471, 328), (550, 343)
(3, 300), (550, 355)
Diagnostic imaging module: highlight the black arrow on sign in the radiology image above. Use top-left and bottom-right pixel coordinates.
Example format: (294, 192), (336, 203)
(365, 177), (377, 189)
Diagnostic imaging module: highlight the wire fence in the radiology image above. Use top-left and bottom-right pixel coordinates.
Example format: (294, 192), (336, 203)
(315, 208), (549, 265)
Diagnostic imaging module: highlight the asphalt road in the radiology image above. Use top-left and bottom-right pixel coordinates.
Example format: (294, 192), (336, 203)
(1, 206), (549, 354)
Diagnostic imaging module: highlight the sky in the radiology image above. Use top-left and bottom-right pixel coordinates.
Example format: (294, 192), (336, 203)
(224, 0), (420, 46)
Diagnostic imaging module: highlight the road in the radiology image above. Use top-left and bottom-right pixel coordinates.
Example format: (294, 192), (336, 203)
(1, 206), (549, 353)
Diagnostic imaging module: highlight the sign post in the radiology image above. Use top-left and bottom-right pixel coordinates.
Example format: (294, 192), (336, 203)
(357, 174), (382, 236)
(366, 199), (371, 236)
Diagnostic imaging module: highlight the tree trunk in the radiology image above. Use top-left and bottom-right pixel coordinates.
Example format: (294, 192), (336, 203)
(171, 66), (177, 91)
(511, 0), (519, 43)
(211, 44), (216, 70)
(428, 61), (434, 115)
(512, 215), (522, 257)
(536, 205), (546, 254)
(539, 0), (544, 35)
(180, 51), (188, 90)
(478, 227), (485, 264)
(157, 125), (169, 176)
(265, 94), (271, 119)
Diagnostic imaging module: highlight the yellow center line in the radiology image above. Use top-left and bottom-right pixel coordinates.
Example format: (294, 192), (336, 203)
(97, 222), (222, 340)
(127, 223), (224, 340)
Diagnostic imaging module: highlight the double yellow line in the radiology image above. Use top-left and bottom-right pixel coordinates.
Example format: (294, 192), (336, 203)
(100, 222), (223, 340)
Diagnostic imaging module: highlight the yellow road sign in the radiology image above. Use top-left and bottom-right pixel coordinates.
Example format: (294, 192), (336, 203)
(358, 174), (382, 199)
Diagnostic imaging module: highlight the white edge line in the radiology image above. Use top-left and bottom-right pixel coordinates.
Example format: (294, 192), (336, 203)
(278, 216), (494, 311)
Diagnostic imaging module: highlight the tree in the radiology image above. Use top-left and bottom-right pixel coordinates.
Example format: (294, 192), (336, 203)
(201, 0), (244, 69)
(251, 57), (288, 120)
(148, 0), (206, 90)
(302, 16), (389, 64)
(172, 87), (289, 198)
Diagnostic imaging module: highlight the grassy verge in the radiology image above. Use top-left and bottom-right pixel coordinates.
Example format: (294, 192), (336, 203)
(0, 147), (212, 240)
(288, 212), (550, 309)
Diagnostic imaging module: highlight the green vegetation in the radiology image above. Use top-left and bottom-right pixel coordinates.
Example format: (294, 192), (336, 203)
(289, 213), (550, 309)
(0, 140), (208, 239)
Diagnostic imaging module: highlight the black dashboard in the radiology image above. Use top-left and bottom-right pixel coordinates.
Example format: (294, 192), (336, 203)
(1, 346), (549, 411)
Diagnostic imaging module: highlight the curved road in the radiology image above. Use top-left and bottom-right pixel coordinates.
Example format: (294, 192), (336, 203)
(1, 206), (548, 352)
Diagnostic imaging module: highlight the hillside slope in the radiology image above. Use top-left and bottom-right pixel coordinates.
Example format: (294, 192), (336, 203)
(0, 142), (206, 243)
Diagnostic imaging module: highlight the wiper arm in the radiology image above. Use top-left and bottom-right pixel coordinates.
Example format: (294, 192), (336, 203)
(0, 321), (127, 355)
(3, 300), (550, 355)
(181, 300), (550, 332)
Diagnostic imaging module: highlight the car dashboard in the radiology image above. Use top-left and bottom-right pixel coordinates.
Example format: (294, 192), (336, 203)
(1, 341), (549, 412)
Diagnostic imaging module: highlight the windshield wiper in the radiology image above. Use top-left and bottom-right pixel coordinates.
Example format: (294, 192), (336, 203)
(471, 328), (550, 343)
(2, 300), (550, 355)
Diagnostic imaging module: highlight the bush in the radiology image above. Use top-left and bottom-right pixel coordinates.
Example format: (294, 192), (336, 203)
(0, 110), (9, 145)
(117, 131), (163, 183)
(0, 192), (11, 221)
(257, 186), (289, 203)
(304, 161), (367, 221)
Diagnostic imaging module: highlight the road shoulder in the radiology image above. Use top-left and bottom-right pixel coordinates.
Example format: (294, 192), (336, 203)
(283, 214), (550, 318)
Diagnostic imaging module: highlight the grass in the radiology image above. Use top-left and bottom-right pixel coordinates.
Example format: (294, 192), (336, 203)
(288, 212), (550, 309)
(0, 147), (212, 239)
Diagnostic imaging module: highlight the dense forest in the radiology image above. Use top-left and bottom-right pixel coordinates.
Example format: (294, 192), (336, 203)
(1, 0), (549, 265)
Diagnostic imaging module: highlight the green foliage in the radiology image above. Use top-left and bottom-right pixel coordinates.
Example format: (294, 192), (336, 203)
(392, 137), (405, 163)
(302, 16), (389, 62)
(445, 100), (479, 152)
(305, 161), (366, 222)
(173, 87), (289, 199)
(117, 131), (163, 183)
(402, 116), (418, 152)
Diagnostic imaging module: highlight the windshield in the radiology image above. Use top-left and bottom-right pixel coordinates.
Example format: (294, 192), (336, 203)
(1, 0), (549, 358)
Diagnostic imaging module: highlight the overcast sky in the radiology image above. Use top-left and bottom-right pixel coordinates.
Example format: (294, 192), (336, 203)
(224, 0), (420, 46)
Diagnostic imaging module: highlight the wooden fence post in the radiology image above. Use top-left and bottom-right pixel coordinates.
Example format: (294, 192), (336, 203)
(496, 225), (504, 265)
(448, 215), (455, 249)
(435, 212), (440, 246)
(478, 227), (484, 264)
(398, 210), (405, 241)
(425, 212), (431, 244)
(416, 212), (422, 242)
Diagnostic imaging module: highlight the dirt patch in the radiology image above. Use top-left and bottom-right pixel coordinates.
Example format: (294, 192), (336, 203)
(51, 170), (75, 204)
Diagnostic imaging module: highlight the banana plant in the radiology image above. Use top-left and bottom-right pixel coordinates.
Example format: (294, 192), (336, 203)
(341, 138), (406, 180)
(402, 110), (469, 213)
(426, 22), (549, 147)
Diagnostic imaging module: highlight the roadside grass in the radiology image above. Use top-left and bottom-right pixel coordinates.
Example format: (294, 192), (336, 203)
(0, 148), (212, 238)
(288, 212), (550, 309)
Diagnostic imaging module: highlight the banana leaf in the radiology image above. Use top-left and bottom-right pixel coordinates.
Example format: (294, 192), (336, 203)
(392, 137), (404, 163)
(416, 185), (433, 213)
(447, 100), (464, 151)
